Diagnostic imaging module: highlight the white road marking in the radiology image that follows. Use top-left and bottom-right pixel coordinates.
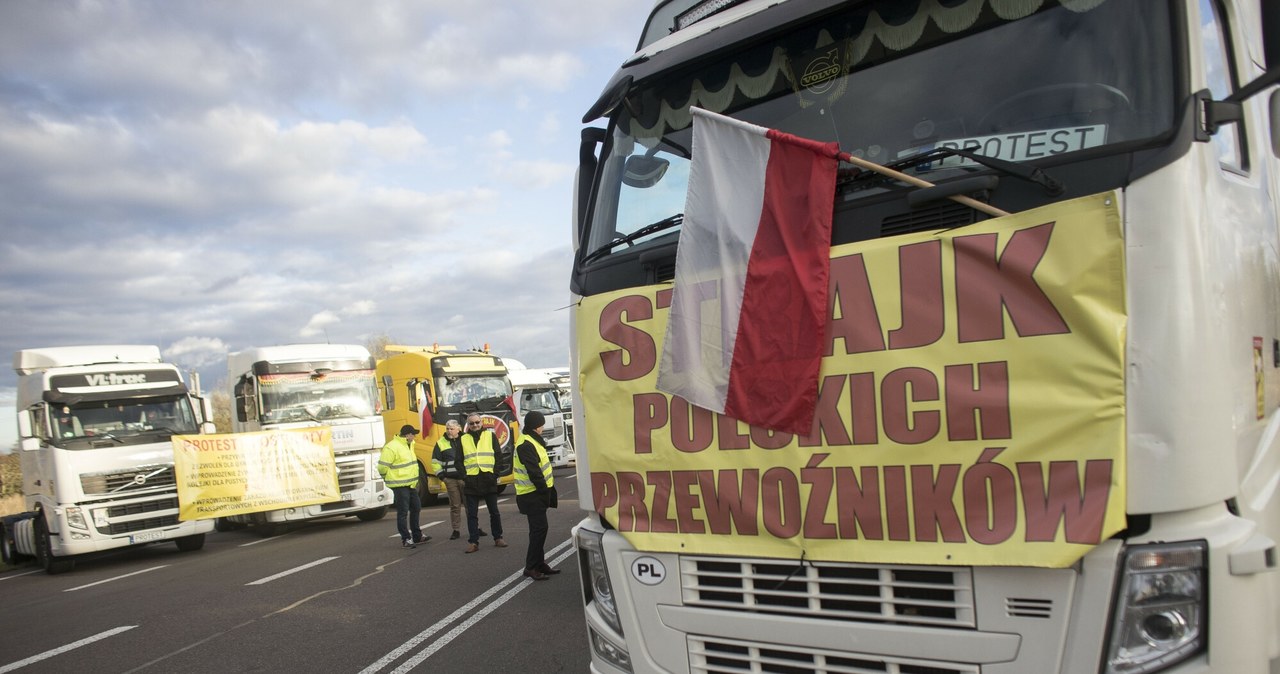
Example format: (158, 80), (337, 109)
(238, 534), (287, 547)
(0, 569), (43, 581)
(245, 556), (339, 586)
(387, 520), (444, 539)
(0, 625), (137, 673)
(359, 537), (575, 674)
(64, 565), (169, 592)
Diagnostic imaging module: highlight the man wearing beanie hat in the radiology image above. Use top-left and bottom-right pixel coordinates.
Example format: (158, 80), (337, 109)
(379, 424), (430, 549)
(513, 410), (559, 580)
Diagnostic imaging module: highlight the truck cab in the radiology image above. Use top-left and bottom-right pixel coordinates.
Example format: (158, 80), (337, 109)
(1, 345), (214, 573)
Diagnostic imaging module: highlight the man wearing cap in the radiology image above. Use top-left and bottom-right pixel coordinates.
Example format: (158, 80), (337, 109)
(380, 424), (431, 549)
(514, 410), (558, 580)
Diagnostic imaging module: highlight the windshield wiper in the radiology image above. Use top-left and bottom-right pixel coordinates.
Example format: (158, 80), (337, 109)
(841, 147), (1064, 195)
(580, 213), (683, 265)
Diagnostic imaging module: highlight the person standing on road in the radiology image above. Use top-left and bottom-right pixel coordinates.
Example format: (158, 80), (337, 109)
(514, 410), (559, 581)
(379, 424), (431, 549)
(431, 419), (467, 540)
(461, 413), (506, 553)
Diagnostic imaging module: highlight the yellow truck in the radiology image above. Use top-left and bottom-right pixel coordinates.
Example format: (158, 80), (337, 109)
(376, 344), (518, 503)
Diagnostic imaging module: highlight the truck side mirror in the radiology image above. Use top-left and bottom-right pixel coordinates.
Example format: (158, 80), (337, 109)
(16, 408), (32, 440)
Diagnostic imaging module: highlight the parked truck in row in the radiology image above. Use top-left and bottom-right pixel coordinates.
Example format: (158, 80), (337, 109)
(506, 362), (575, 467)
(224, 344), (390, 532)
(570, 1), (1280, 672)
(376, 344), (518, 503)
(0, 345), (214, 573)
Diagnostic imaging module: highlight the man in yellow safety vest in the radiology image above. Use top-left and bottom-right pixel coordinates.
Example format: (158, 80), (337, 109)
(379, 424), (430, 549)
(461, 413), (507, 553)
(514, 410), (559, 580)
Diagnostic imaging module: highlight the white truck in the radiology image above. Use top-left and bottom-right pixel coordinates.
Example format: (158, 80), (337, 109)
(223, 344), (390, 532)
(570, 1), (1280, 672)
(507, 364), (575, 468)
(0, 345), (215, 574)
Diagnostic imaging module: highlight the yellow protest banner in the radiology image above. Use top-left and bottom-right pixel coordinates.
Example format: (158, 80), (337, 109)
(173, 427), (341, 521)
(578, 191), (1125, 567)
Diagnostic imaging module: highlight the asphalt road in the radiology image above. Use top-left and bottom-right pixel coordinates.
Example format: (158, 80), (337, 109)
(0, 466), (592, 673)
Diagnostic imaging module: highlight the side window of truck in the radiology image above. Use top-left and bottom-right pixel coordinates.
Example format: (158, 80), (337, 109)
(1201, 0), (1247, 172)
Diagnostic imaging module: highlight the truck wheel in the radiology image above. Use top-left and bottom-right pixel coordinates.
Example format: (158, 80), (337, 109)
(356, 507), (388, 522)
(174, 534), (205, 552)
(34, 515), (74, 575)
(0, 522), (21, 566)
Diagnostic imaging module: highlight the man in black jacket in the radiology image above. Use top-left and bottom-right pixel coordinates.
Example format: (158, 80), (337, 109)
(431, 419), (467, 540)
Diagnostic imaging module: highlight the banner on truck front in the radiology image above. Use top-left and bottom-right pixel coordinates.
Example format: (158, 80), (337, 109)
(172, 428), (340, 520)
(578, 191), (1126, 568)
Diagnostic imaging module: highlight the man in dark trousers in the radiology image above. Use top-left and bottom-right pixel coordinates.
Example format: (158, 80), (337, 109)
(379, 424), (431, 548)
(461, 413), (506, 553)
(514, 410), (559, 580)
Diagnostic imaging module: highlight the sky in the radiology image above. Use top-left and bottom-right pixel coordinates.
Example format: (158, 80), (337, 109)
(0, 0), (656, 450)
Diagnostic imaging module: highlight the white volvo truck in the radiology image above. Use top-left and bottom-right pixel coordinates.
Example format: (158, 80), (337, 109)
(570, 1), (1280, 672)
(223, 344), (390, 532)
(1, 345), (215, 574)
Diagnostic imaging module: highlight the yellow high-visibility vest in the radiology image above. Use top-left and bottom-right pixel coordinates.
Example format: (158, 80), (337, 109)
(514, 433), (554, 495)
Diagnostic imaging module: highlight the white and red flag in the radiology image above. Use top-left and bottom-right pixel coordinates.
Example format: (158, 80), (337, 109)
(656, 107), (840, 435)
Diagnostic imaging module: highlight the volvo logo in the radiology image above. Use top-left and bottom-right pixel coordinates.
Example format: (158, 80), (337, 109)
(132, 473), (149, 486)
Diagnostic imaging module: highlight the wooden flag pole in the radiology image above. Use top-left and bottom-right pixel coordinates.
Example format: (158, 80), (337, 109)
(837, 152), (1011, 218)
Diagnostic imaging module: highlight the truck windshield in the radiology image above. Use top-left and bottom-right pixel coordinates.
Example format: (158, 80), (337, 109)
(436, 375), (512, 407)
(258, 369), (378, 423)
(587, 0), (1174, 256)
(51, 396), (199, 448)
(519, 388), (563, 415)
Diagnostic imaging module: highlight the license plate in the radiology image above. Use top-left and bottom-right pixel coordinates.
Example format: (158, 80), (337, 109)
(130, 530), (166, 544)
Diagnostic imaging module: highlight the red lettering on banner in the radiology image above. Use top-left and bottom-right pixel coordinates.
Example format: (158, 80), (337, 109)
(911, 464), (965, 543)
(598, 295), (656, 381)
(672, 397), (714, 453)
(762, 467), (801, 538)
(827, 253), (887, 355)
(888, 240), (945, 349)
(1018, 460), (1113, 543)
(672, 470), (705, 534)
(617, 471), (649, 532)
(882, 367), (940, 444)
(945, 362), (1012, 440)
(835, 466), (884, 540)
(701, 469), (760, 535)
(633, 393), (667, 454)
(647, 472), (677, 532)
(955, 223), (1069, 343)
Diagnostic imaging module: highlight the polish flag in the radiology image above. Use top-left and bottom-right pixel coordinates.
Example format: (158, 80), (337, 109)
(656, 107), (839, 435)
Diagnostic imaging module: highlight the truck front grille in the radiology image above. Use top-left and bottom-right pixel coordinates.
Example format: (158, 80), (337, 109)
(683, 557), (975, 628)
(690, 636), (978, 674)
(81, 464), (175, 496)
(335, 458), (369, 491)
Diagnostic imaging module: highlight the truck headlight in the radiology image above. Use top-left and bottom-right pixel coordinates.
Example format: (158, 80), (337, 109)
(66, 506), (87, 531)
(576, 527), (623, 635)
(1105, 541), (1207, 673)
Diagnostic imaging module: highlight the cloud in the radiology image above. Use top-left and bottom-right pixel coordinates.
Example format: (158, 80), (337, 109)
(0, 0), (655, 449)
(163, 336), (229, 369)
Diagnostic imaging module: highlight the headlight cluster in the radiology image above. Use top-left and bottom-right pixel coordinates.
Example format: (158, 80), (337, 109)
(577, 527), (623, 634)
(576, 527), (631, 672)
(1105, 541), (1207, 673)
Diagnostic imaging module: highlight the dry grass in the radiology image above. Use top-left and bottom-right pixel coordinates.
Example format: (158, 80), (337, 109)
(0, 493), (23, 517)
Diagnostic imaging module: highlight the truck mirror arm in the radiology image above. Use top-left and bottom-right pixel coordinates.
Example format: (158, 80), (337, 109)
(1199, 66), (1280, 139)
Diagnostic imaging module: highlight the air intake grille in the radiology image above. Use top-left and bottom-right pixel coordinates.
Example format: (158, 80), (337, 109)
(682, 557), (975, 628)
(689, 636), (979, 674)
(880, 202), (978, 237)
(335, 459), (369, 491)
(1005, 597), (1053, 619)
